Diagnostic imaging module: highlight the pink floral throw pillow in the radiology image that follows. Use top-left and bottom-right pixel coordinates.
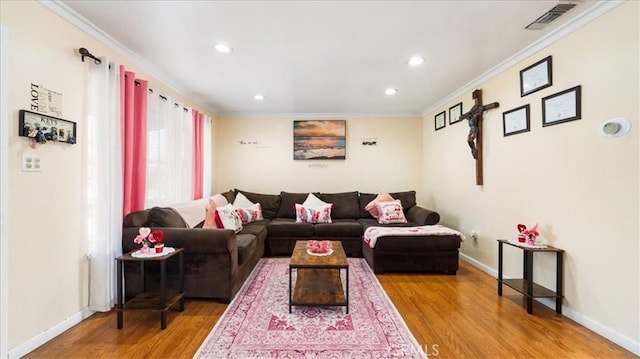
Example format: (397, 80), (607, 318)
(365, 190), (395, 218)
(295, 203), (333, 224)
(376, 199), (407, 224)
(236, 203), (264, 224)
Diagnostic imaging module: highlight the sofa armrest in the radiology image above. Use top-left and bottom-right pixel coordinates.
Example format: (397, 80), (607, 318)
(122, 227), (237, 254)
(406, 206), (440, 225)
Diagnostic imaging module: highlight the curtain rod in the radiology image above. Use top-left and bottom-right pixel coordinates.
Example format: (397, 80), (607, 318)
(76, 47), (101, 64)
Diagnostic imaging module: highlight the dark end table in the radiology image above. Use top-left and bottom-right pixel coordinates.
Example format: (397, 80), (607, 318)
(116, 247), (185, 329)
(497, 239), (564, 314)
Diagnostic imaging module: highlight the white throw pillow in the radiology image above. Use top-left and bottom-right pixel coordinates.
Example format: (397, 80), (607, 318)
(302, 193), (329, 209)
(233, 192), (255, 209)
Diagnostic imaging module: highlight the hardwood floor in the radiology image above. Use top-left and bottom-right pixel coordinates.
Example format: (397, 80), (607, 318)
(24, 260), (635, 358)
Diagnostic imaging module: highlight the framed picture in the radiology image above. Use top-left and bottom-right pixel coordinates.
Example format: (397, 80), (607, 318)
(542, 86), (581, 127)
(19, 109), (76, 144)
(293, 120), (346, 160)
(502, 104), (530, 136)
(520, 56), (552, 97)
(434, 111), (446, 131)
(448, 102), (463, 125)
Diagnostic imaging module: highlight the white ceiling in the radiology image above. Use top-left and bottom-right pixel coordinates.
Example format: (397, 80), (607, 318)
(59, 0), (600, 117)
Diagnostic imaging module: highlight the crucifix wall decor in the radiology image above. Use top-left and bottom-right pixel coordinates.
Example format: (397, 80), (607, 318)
(459, 89), (499, 185)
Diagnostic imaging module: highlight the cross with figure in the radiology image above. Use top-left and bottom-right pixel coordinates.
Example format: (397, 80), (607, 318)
(458, 89), (499, 185)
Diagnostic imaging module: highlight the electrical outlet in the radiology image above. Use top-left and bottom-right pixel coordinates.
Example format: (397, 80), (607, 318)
(470, 230), (478, 247)
(22, 153), (42, 172)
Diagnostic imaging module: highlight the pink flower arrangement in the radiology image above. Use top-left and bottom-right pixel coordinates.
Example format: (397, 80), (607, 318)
(517, 223), (539, 244)
(307, 240), (333, 254)
(134, 227), (164, 248)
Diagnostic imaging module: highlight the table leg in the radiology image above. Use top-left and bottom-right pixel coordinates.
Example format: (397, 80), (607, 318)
(345, 267), (349, 314)
(178, 251), (185, 311)
(556, 251), (563, 314)
(526, 251), (534, 314)
(160, 260), (167, 329)
(497, 241), (503, 296)
(117, 259), (123, 329)
(289, 267), (292, 314)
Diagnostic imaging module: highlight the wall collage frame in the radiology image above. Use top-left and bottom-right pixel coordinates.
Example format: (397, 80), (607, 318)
(434, 54), (582, 139)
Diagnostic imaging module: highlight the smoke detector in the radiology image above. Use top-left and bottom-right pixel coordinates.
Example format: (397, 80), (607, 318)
(525, 2), (578, 30)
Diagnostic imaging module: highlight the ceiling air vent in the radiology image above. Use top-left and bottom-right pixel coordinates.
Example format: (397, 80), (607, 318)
(525, 3), (577, 30)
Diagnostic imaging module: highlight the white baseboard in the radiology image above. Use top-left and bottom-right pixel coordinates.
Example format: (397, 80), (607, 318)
(459, 253), (640, 356)
(8, 308), (94, 359)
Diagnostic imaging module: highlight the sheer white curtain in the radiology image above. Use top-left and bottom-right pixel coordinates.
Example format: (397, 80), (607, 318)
(85, 59), (122, 311)
(202, 114), (212, 198)
(145, 91), (193, 207)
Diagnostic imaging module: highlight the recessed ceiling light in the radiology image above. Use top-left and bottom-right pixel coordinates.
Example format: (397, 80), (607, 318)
(385, 88), (398, 95)
(253, 94), (265, 101)
(408, 56), (425, 66)
(214, 44), (233, 53)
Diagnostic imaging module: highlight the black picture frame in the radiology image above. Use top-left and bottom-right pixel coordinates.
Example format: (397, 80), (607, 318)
(542, 86), (581, 127)
(520, 56), (552, 97)
(19, 109), (77, 144)
(434, 111), (446, 131)
(502, 104), (530, 137)
(448, 102), (463, 125)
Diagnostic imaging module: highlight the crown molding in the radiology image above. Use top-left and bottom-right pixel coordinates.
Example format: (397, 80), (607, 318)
(421, 0), (625, 117)
(218, 112), (422, 119)
(39, 0), (219, 116)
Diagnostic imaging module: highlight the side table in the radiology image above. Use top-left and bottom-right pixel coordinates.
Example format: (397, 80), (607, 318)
(497, 239), (564, 314)
(116, 247), (185, 329)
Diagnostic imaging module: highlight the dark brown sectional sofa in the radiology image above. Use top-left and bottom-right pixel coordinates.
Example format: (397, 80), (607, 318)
(121, 189), (458, 302)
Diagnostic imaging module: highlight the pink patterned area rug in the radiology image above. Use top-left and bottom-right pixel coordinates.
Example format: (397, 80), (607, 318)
(194, 258), (426, 358)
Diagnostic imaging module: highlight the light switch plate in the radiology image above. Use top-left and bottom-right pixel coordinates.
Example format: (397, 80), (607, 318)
(22, 153), (42, 172)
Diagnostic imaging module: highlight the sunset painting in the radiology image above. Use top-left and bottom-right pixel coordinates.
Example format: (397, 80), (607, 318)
(293, 120), (346, 160)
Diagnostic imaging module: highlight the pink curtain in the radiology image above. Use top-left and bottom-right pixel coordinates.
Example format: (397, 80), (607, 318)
(192, 110), (204, 200)
(122, 68), (148, 216)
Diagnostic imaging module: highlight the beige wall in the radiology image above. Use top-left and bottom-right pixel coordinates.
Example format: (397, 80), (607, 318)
(215, 117), (423, 197)
(423, 1), (639, 347)
(0, 1), (214, 351)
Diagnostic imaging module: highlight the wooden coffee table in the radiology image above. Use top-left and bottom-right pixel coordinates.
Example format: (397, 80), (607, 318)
(289, 240), (349, 313)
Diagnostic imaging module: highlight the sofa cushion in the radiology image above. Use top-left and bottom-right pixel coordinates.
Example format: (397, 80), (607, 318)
(235, 189), (282, 220)
(390, 190), (417, 211)
(220, 190), (236, 204)
(148, 207), (188, 228)
(276, 192), (309, 219)
(358, 218), (419, 230)
(236, 234), (257, 265)
(358, 193), (377, 219)
(124, 209), (151, 228)
(314, 219), (363, 237)
(318, 191), (360, 219)
(238, 220), (269, 242)
(267, 218), (314, 237)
